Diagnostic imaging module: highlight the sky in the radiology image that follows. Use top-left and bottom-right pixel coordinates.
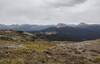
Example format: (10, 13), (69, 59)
(0, 0), (100, 25)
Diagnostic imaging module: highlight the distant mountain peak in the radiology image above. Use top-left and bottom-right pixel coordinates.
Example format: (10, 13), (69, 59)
(78, 22), (88, 26)
(56, 23), (67, 28)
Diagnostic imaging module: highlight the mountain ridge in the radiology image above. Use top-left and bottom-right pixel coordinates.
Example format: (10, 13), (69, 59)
(0, 23), (99, 31)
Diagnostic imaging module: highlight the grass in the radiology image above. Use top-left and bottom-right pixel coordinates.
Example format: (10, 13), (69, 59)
(23, 41), (56, 52)
(0, 40), (17, 45)
(2, 39), (100, 64)
(0, 58), (24, 64)
(0, 40), (57, 64)
(93, 55), (100, 63)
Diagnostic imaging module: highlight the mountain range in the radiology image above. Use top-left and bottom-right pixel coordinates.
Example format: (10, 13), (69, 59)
(0, 23), (100, 41)
(0, 24), (53, 31)
(37, 23), (100, 41)
(0, 23), (94, 31)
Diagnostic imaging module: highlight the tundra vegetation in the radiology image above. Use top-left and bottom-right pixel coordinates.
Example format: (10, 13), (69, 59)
(0, 30), (100, 64)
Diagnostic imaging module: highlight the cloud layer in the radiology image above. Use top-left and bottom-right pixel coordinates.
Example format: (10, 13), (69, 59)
(45, 0), (86, 7)
(0, 0), (100, 24)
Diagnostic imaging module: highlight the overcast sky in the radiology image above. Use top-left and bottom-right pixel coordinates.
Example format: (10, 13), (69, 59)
(0, 0), (100, 25)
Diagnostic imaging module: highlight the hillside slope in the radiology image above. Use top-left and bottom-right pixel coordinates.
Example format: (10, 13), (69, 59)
(0, 37), (100, 64)
(39, 24), (100, 41)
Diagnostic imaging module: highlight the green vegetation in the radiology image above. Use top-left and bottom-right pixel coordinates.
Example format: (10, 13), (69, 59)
(23, 41), (56, 52)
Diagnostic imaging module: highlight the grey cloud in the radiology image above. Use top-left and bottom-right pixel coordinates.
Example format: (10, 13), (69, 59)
(0, 0), (100, 24)
(45, 0), (87, 7)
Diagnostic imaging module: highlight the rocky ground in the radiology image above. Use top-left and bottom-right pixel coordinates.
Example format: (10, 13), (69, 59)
(0, 30), (100, 64)
(0, 40), (100, 64)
